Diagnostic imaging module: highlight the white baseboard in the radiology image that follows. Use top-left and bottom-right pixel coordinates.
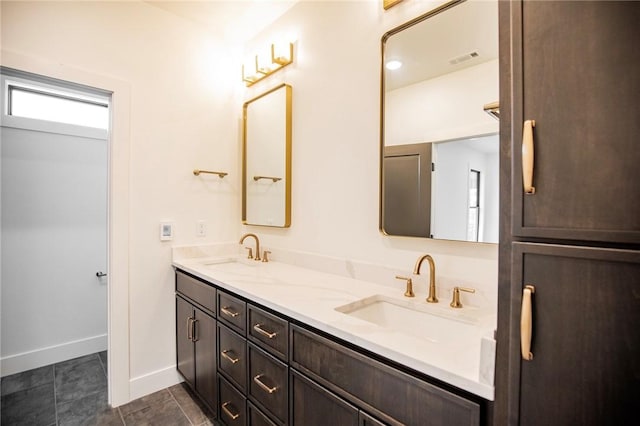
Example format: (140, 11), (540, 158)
(128, 365), (183, 402)
(1, 334), (107, 377)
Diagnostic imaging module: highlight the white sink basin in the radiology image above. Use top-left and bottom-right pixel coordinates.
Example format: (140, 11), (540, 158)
(335, 295), (478, 344)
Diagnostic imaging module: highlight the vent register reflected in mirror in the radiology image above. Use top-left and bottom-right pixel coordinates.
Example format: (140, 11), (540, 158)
(243, 84), (292, 227)
(381, 0), (499, 243)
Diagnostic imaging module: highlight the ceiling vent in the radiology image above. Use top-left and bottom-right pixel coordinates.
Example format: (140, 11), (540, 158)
(449, 51), (479, 65)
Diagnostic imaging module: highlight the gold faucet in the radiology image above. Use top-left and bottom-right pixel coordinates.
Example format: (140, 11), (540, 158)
(239, 233), (261, 261)
(413, 254), (438, 303)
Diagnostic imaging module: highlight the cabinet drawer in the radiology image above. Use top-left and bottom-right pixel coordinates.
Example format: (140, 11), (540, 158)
(248, 402), (277, 426)
(248, 343), (288, 425)
(218, 291), (247, 335)
(219, 375), (247, 426)
(248, 305), (288, 361)
(176, 271), (216, 314)
(291, 325), (480, 426)
(290, 369), (358, 426)
(218, 323), (247, 392)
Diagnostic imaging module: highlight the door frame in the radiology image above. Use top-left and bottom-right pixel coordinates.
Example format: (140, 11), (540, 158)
(0, 49), (131, 406)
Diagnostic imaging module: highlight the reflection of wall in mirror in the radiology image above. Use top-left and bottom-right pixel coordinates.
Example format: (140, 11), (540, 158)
(431, 137), (498, 243)
(246, 89), (286, 226)
(385, 59), (498, 146)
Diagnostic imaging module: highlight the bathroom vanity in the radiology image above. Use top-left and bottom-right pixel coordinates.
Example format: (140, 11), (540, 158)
(173, 254), (495, 425)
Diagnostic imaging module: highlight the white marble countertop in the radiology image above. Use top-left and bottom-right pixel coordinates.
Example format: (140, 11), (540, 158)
(172, 255), (495, 400)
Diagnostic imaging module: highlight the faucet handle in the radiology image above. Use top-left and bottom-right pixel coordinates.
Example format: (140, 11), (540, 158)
(262, 250), (271, 263)
(245, 247), (253, 260)
(395, 276), (415, 298)
(450, 286), (475, 308)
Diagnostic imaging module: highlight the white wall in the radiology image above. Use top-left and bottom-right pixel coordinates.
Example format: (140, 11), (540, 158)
(432, 140), (497, 242)
(0, 0), (240, 403)
(240, 0), (498, 297)
(385, 59), (499, 146)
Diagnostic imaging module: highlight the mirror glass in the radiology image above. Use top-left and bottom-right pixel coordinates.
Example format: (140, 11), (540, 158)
(380, 0), (499, 243)
(243, 84), (292, 227)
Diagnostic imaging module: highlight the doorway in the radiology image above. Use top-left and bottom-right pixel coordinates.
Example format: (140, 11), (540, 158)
(1, 69), (110, 377)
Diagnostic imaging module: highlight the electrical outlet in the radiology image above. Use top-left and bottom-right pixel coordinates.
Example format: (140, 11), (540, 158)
(196, 220), (206, 237)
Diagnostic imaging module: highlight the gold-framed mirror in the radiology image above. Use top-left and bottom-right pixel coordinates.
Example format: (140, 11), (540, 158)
(242, 83), (292, 227)
(380, 0), (499, 243)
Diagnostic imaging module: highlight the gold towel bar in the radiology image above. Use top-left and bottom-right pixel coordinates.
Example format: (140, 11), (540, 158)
(253, 175), (282, 182)
(193, 169), (228, 178)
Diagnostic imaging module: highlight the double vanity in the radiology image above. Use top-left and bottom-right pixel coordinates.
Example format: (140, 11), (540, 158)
(173, 239), (496, 425)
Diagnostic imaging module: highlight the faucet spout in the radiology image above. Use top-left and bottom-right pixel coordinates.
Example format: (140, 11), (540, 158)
(413, 254), (438, 303)
(239, 233), (261, 261)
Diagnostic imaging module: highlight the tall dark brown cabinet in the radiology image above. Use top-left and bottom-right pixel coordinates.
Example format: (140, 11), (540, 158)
(496, 1), (640, 425)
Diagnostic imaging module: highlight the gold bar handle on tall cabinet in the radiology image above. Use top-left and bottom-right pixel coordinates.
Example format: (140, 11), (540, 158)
(522, 120), (536, 194)
(520, 285), (535, 361)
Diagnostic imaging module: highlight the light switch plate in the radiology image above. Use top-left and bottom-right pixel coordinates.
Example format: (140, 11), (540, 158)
(160, 222), (174, 241)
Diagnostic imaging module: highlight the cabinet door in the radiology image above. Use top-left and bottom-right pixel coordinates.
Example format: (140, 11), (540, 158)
(507, 243), (640, 425)
(290, 370), (358, 426)
(509, 1), (640, 243)
(176, 296), (195, 387)
(194, 306), (217, 413)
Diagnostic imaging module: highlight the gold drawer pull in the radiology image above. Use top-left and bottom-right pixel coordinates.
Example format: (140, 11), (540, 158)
(221, 350), (240, 364)
(221, 401), (240, 420)
(520, 284), (535, 361)
(253, 323), (277, 339)
(253, 374), (278, 394)
(522, 119), (536, 194)
(221, 306), (240, 318)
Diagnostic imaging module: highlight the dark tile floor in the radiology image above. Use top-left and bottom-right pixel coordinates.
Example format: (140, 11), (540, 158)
(1, 352), (220, 426)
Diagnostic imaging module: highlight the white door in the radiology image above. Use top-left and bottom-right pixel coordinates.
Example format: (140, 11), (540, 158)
(0, 71), (109, 375)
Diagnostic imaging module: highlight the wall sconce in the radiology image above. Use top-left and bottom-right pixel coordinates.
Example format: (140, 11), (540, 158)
(242, 42), (294, 87)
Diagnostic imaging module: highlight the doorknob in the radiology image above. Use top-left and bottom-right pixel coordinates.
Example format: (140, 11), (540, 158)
(96, 271), (107, 277)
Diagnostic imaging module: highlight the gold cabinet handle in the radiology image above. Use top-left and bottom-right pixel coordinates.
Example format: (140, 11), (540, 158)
(253, 374), (278, 394)
(253, 323), (277, 339)
(191, 319), (199, 342)
(520, 284), (535, 361)
(522, 120), (536, 194)
(187, 317), (193, 342)
(221, 401), (240, 420)
(220, 306), (240, 318)
(220, 350), (239, 364)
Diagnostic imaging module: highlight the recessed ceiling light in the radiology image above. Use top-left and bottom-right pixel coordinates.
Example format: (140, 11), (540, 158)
(385, 60), (402, 70)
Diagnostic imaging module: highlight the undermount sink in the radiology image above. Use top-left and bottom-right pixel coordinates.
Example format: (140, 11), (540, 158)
(335, 295), (478, 344)
(199, 257), (261, 274)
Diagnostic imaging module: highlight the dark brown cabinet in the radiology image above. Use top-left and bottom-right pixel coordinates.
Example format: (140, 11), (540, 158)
(290, 325), (481, 426)
(248, 343), (288, 425)
(218, 323), (247, 393)
(497, 1), (640, 425)
(290, 369), (359, 426)
(220, 375), (247, 426)
(176, 269), (488, 426)
(175, 293), (217, 413)
(507, 244), (640, 425)
(508, 0), (640, 244)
